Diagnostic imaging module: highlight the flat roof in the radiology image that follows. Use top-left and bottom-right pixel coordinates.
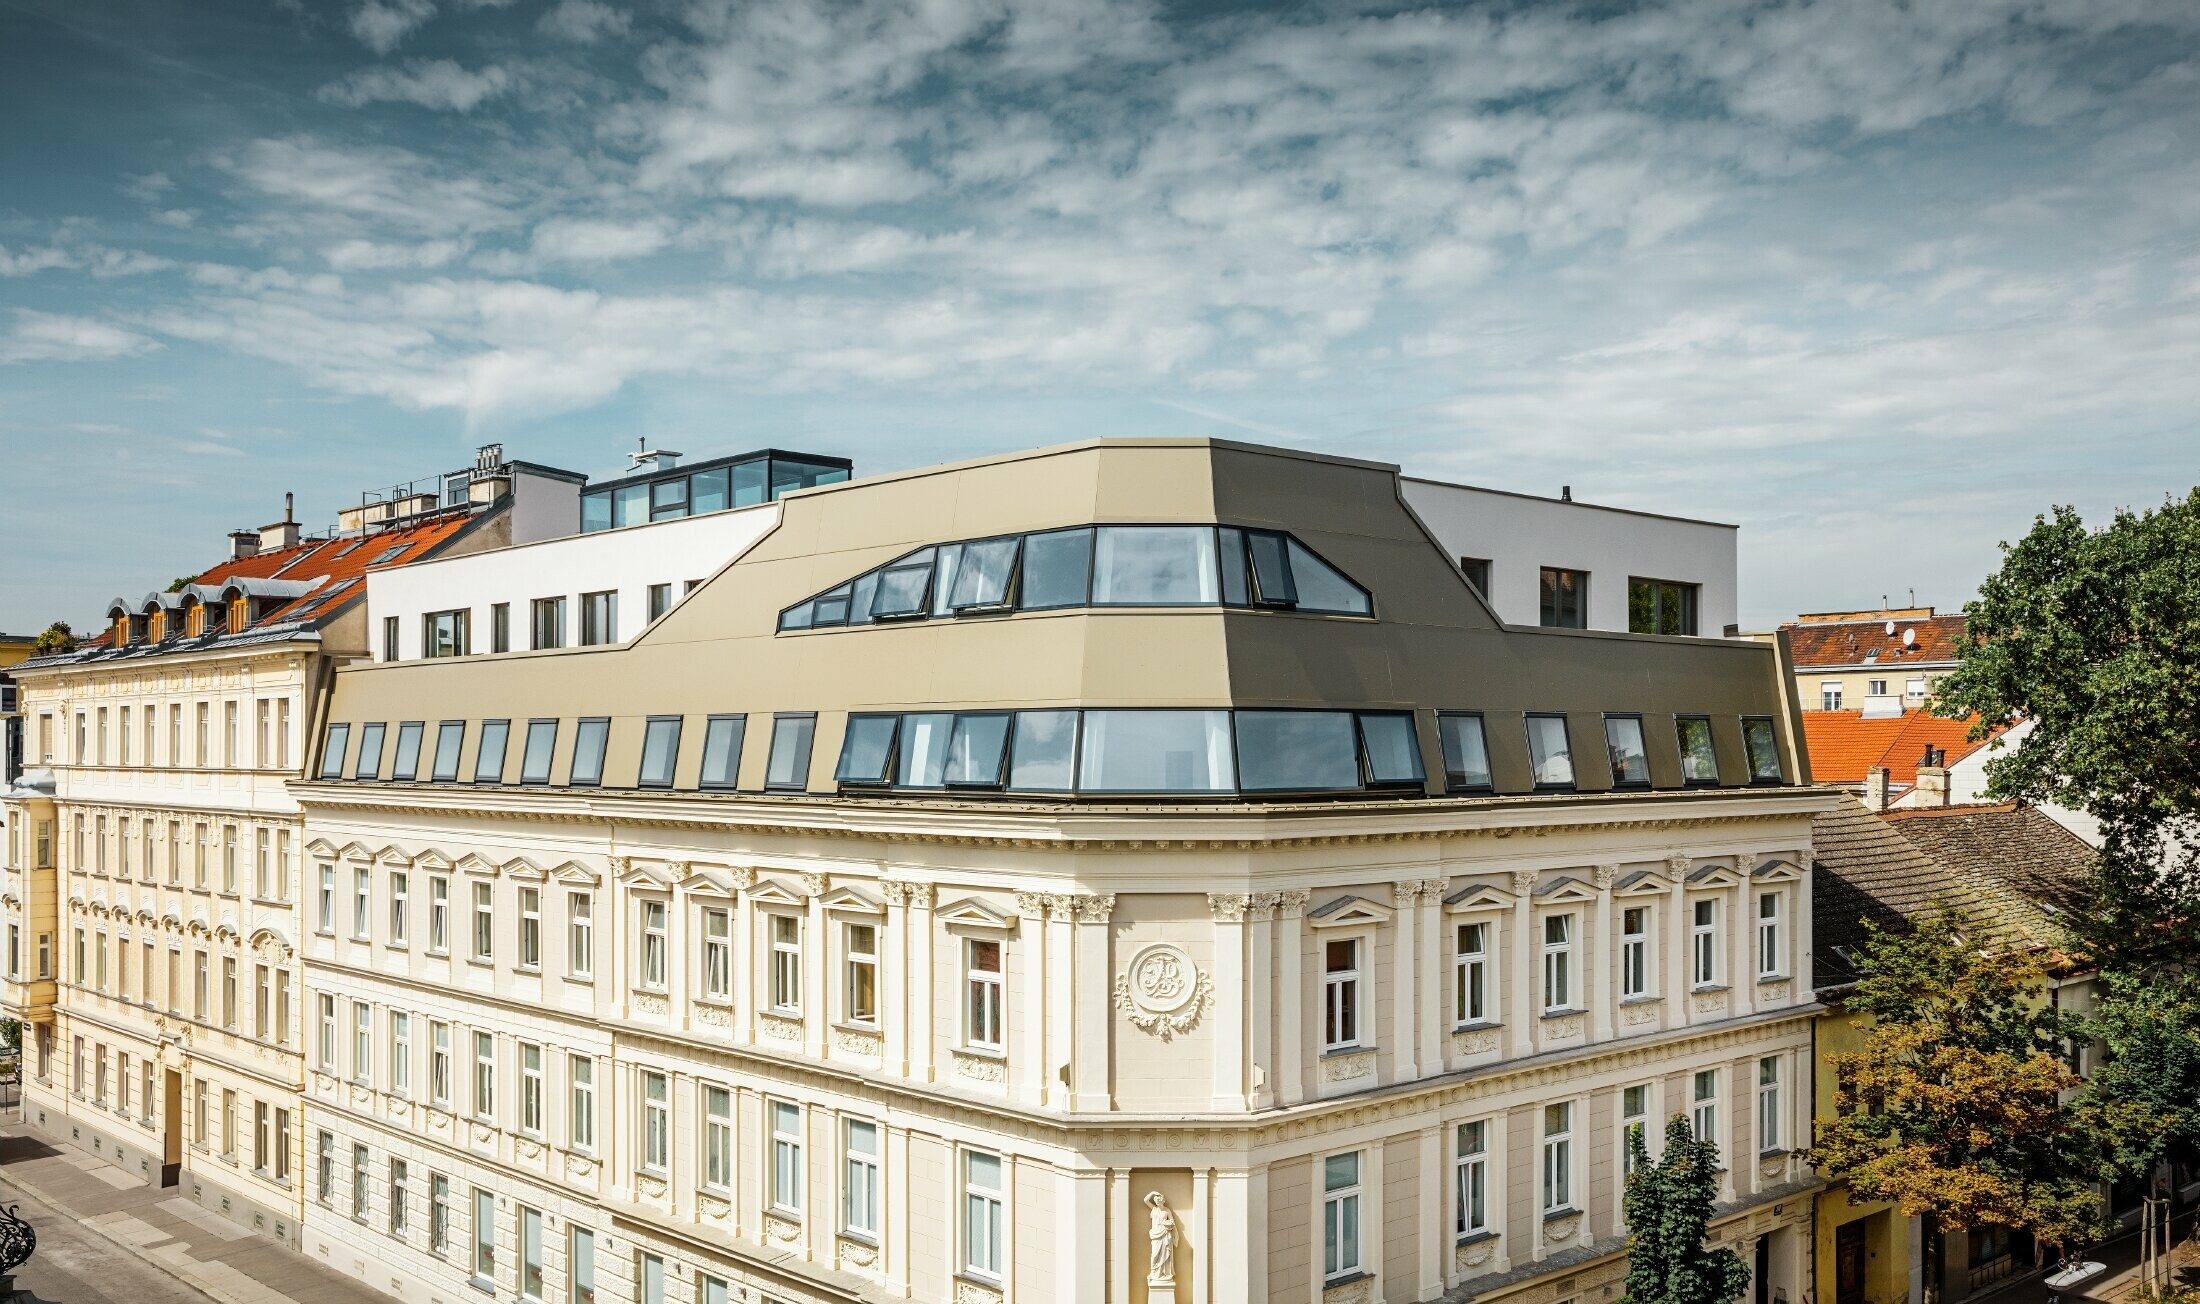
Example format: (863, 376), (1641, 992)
(1399, 474), (1737, 530)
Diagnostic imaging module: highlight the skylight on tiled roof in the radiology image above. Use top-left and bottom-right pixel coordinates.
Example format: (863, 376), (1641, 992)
(368, 543), (410, 565)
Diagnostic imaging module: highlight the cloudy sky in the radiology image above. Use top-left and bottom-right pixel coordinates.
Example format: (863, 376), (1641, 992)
(3, 0), (2197, 633)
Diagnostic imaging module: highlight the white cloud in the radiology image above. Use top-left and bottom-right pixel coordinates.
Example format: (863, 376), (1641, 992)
(319, 60), (513, 111)
(0, 311), (158, 365)
(522, 217), (671, 263)
(223, 136), (515, 235)
(538, 0), (630, 44)
(348, 0), (436, 54)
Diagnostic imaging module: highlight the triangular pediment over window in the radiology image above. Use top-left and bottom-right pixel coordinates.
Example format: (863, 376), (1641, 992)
(936, 897), (1016, 931)
(1309, 894), (1394, 929)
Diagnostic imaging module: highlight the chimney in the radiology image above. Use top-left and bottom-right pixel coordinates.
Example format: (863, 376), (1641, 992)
(1560, 485), (1573, 502)
(228, 529), (259, 560)
(629, 436), (683, 474)
(1865, 765), (1890, 812)
(1915, 762), (1952, 807)
(258, 492), (301, 553)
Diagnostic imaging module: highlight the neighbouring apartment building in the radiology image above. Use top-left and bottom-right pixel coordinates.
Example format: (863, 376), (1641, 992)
(1780, 608), (1966, 716)
(1400, 480), (1739, 637)
(0, 452), (586, 1245)
(291, 438), (1828, 1304)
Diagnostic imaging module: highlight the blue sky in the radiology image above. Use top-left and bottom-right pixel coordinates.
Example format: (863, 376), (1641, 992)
(4, 0), (2198, 633)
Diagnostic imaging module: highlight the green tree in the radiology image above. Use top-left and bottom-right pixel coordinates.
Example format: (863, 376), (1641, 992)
(1807, 911), (2103, 1251)
(1622, 1116), (1751, 1304)
(1932, 490), (2200, 976)
(31, 620), (75, 654)
(2081, 973), (2200, 1182)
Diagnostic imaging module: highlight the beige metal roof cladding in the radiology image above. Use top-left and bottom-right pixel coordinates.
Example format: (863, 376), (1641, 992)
(318, 438), (1802, 797)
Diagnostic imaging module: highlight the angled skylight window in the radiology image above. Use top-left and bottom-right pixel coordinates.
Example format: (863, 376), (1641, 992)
(836, 714), (900, 786)
(369, 543), (411, 565)
(870, 549), (937, 620)
(948, 537), (1020, 611)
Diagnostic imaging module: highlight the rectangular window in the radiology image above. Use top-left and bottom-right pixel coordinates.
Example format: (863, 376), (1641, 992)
(317, 1130), (336, 1203)
(390, 871), (410, 946)
(424, 609), (469, 658)
(768, 1099), (803, 1210)
(568, 1055), (594, 1151)
(472, 1188), (495, 1280)
(1322, 938), (1360, 1050)
(520, 1042), (543, 1135)
(966, 938), (1004, 1052)
(1457, 556), (1491, 598)
(472, 881), (494, 961)
(1437, 712), (1493, 790)
(1693, 899), (1719, 986)
(703, 1085), (733, 1190)
(1322, 1152), (1361, 1280)
(1758, 891), (1782, 977)
(476, 719), (510, 782)
(531, 597), (566, 650)
(518, 887), (541, 970)
(382, 615), (399, 661)
(490, 602), (510, 654)
(1820, 681), (1844, 711)
(1076, 709), (1232, 792)
(521, 719), (558, 784)
(1628, 577), (1699, 636)
(391, 1011), (411, 1095)
(1867, 677), (1889, 697)
(353, 1001), (372, 1083)
(1622, 906), (1650, 998)
(353, 868), (371, 940)
(570, 1228), (596, 1304)
(224, 701), (238, 766)
(844, 1117), (881, 1238)
(1542, 913), (1574, 1011)
(770, 913), (801, 1011)
(1757, 1056), (1782, 1150)
(1604, 714), (1650, 787)
(390, 721), (424, 781)
(388, 1157), (410, 1235)
(701, 908), (730, 1000)
(1453, 922), (1488, 1025)
(1542, 1102), (1574, 1211)
(431, 1022), (452, 1106)
(642, 1072), (669, 1173)
(1676, 715), (1720, 784)
(698, 714), (745, 788)
(579, 590), (617, 645)
(1623, 1084), (1650, 1176)
(353, 723), (387, 780)
(568, 891), (594, 977)
(569, 717), (609, 786)
(964, 1149), (1004, 1279)
(473, 1032), (495, 1120)
(765, 713), (816, 790)
(1539, 567), (1587, 628)
(1742, 717), (1783, 783)
(844, 923), (878, 1025)
(429, 875), (450, 952)
(431, 1174), (451, 1254)
(638, 716), (681, 788)
(647, 582), (673, 622)
(1525, 713), (1575, 788)
(431, 720), (465, 781)
(1455, 1120), (1488, 1236)
(640, 900), (668, 990)
(638, 1254), (665, 1304)
(1693, 1069), (1719, 1147)
(352, 1144), (369, 1219)
(1007, 709), (1078, 790)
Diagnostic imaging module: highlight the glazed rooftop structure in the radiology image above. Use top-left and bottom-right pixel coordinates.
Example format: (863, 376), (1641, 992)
(314, 439), (1806, 803)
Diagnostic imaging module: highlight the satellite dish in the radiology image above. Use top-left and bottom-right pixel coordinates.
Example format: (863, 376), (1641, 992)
(1884, 619), (1896, 636)
(1903, 628), (1916, 648)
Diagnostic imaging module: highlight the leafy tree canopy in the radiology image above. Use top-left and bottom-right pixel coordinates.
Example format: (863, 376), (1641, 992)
(30, 621), (75, 654)
(1622, 1116), (1752, 1304)
(1808, 911), (2103, 1249)
(2081, 972), (2200, 1182)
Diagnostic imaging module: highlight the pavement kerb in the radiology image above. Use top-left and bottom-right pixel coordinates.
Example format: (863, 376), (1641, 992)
(0, 1167), (241, 1304)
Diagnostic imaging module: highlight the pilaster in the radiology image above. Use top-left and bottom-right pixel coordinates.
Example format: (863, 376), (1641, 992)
(1045, 895), (1076, 1108)
(907, 883), (936, 1084)
(1391, 880), (1421, 1085)
(1013, 891), (1048, 1106)
(1070, 893), (1114, 1111)
(1510, 870), (1536, 1057)
(730, 866), (756, 1046)
(1248, 894), (1278, 1109)
(1275, 890), (1309, 1107)
(1592, 864), (1618, 1043)
(803, 873), (828, 1059)
(1207, 893), (1250, 1110)
(880, 882), (910, 1077)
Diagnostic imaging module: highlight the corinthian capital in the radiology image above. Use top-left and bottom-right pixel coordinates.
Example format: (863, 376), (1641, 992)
(1207, 892), (1253, 922)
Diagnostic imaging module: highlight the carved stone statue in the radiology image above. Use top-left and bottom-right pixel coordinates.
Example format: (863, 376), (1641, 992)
(1145, 1191), (1178, 1283)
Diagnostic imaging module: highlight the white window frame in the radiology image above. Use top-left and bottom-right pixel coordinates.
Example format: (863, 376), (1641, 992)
(1542, 1101), (1574, 1212)
(428, 875), (450, 954)
(844, 922), (879, 1026)
(701, 907), (730, 1001)
(1453, 921), (1489, 1025)
(352, 867), (370, 940)
(641, 1071), (669, 1173)
(471, 881), (494, 962)
(391, 1010), (411, 1096)
(389, 871), (409, 947)
(1322, 937), (1362, 1051)
(1454, 1121), (1488, 1238)
(519, 1042), (544, 1136)
(568, 1054), (595, 1152)
(1322, 1150), (1362, 1281)
(843, 1117), (881, 1240)
(430, 1021), (452, 1107)
(769, 913), (801, 1013)
(1541, 912), (1575, 1011)
(1757, 891), (1782, 978)
(1757, 1056), (1783, 1151)
(472, 1031), (495, 1121)
(702, 1085), (733, 1192)
(567, 890), (594, 978)
(1621, 905), (1650, 998)
(965, 937), (1004, 1053)
(1692, 898), (1719, 987)
(963, 1148), (1005, 1281)
(639, 900), (668, 991)
(1622, 1083), (1651, 1178)
(769, 1099), (802, 1213)
(1692, 1068), (1719, 1147)
(518, 887), (541, 971)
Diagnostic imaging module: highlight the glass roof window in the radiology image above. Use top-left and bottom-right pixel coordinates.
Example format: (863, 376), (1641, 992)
(580, 449), (851, 534)
(779, 524), (1371, 631)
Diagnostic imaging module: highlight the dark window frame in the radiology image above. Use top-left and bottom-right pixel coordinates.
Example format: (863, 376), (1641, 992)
(475, 720), (511, 784)
(1602, 713), (1653, 790)
(1675, 714), (1722, 786)
(519, 719), (559, 786)
(431, 720), (466, 783)
(319, 724), (351, 781)
(1740, 716), (1785, 785)
(422, 609), (469, 659)
(697, 714), (747, 790)
(1435, 712), (1495, 792)
(390, 721), (425, 783)
(942, 712), (1015, 788)
(353, 722), (388, 781)
(1073, 707), (1238, 797)
(1627, 576), (1700, 637)
(1524, 712), (1578, 791)
(569, 717), (611, 787)
(764, 714), (817, 792)
(1458, 557), (1492, 600)
(637, 716), (682, 789)
(835, 714), (902, 788)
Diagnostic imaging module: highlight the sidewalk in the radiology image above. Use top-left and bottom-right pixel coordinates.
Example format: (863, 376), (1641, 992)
(0, 1123), (392, 1304)
(1974, 1206), (2200, 1304)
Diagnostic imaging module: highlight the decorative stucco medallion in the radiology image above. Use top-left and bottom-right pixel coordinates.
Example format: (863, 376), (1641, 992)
(953, 1051), (1006, 1084)
(1112, 943), (1213, 1041)
(1622, 1004), (1659, 1027)
(631, 993), (669, 1016)
(1323, 1277), (1373, 1304)
(1457, 1238), (1498, 1270)
(1451, 1028), (1502, 1056)
(838, 1237), (879, 1270)
(955, 1281), (1004, 1304)
(758, 1013), (803, 1043)
(1319, 1049), (1375, 1083)
(1691, 991), (1728, 1014)
(1546, 1214), (1581, 1244)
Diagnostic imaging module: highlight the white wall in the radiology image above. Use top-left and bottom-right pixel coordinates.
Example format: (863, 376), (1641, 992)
(1400, 478), (1740, 634)
(368, 501), (780, 661)
(1937, 717), (2104, 846)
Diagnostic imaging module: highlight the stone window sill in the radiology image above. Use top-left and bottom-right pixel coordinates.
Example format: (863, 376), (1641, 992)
(1690, 983), (1729, 994)
(1324, 1270), (1375, 1289)
(1321, 1043), (1375, 1058)
(833, 1020), (882, 1036)
(1540, 1007), (1583, 1020)
(1756, 973), (1789, 985)
(1543, 1205), (1580, 1222)
(1456, 1229), (1500, 1246)
(1452, 1019), (1503, 1032)
(1620, 994), (1662, 1005)
(958, 1044), (1006, 1061)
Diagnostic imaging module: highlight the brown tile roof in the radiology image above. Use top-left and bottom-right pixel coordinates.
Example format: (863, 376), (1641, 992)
(1785, 611), (1967, 670)
(1811, 795), (2092, 990)
(188, 512), (474, 627)
(1881, 802), (2095, 923)
(1800, 709), (1999, 785)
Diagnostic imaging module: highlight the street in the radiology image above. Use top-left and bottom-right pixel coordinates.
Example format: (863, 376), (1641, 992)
(0, 1178), (219, 1304)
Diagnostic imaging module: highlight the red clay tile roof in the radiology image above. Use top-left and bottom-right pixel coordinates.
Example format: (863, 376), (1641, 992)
(184, 512), (474, 627)
(1784, 612), (1967, 670)
(1800, 708), (1999, 785)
